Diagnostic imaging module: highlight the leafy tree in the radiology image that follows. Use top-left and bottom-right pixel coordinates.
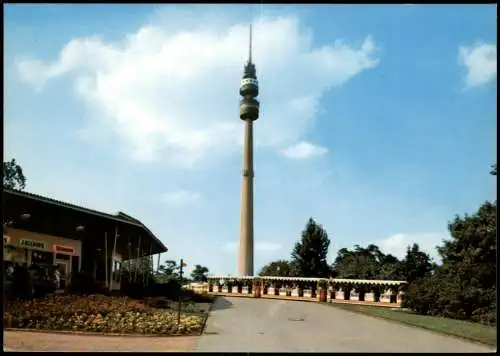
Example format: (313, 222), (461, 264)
(400, 243), (434, 284)
(190, 265), (209, 282)
(3, 159), (26, 190)
(155, 260), (180, 283)
(378, 254), (404, 280)
(122, 256), (155, 283)
(405, 167), (496, 324)
(333, 244), (403, 280)
(403, 274), (441, 315)
(334, 248), (378, 279)
(291, 218), (331, 278)
(490, 163), (496, 176)
(438, 200), (496, 324)
(259, 260), (296, 277)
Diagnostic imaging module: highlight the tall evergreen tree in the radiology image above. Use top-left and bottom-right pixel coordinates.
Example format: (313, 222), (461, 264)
(401, 243), (434, 284)
(291, 218), (330, 278)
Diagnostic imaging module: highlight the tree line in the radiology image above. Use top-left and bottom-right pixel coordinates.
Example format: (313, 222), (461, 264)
(259, 165), (496, 325)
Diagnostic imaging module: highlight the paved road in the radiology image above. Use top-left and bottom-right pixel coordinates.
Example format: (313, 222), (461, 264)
(195, 297), (495, 353)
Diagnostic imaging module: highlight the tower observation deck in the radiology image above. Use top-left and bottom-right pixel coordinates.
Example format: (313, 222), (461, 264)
(239, 24), (260, 121)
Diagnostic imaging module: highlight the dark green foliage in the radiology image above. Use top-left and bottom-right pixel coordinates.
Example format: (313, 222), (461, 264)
(68, 272), (100, 295)
(258, 260), (296, 277)
(334, 245), (382, 279)
(10, 265), (34, 300)
(190, 265), (209, 282)
(400, 243), (434, 284)
(291, 218), (331, 278)
(333, 244), (405, 281)
(155, 260), (180, 283)
(120, 278), (181, 300)
(403, 275), (441, 315)
(181, 289), (215, 303)
(404, 169), (496, 325)
(3, 158), (27, 190)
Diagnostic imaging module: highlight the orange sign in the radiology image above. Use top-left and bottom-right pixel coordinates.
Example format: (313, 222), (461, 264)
(52, 244), (75, 255)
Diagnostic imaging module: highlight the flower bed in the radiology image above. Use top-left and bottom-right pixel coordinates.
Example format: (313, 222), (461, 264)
(4, 294), (204, 335)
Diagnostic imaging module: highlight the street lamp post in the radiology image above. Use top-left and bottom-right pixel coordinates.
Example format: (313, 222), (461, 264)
(177, 258), (187, 328)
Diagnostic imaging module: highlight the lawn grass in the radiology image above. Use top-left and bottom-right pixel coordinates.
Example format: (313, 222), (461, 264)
(328, 303), (497, 346)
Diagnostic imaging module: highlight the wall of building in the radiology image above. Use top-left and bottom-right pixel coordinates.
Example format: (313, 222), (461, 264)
(4, 228), (82, 267)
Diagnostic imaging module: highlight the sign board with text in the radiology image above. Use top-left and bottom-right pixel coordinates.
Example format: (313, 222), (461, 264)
(19, 239), (48, 251)
(53, 244), (76, 255)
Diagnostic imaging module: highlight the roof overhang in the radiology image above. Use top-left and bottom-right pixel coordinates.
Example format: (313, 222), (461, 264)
(3, 189), (168, 255)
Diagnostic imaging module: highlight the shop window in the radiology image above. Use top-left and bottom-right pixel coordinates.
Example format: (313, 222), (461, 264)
(31, 251), (52, 265)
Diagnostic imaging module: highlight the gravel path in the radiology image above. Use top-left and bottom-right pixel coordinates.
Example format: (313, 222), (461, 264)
(3, 331), (198, 352)
(195, 297), (495, 353)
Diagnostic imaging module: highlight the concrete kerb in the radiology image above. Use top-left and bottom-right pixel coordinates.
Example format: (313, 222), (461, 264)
(199, 298), (217, 336)
(3, 327), (197, 338)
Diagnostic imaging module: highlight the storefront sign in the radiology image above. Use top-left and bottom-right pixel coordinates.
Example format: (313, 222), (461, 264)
(19, 239), (48, 251)
(53, 244), (75, 255)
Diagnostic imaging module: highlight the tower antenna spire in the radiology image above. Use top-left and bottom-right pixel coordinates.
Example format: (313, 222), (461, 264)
(248, 23), (253, 64)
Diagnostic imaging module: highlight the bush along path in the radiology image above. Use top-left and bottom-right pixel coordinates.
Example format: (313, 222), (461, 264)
(4, 294), (207, 336)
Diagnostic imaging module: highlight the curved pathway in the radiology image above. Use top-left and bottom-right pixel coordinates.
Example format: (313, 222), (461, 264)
(195, 297), (495, 353)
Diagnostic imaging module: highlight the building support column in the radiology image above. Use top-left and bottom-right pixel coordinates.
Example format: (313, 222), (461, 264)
(127, 240), (132, 282)
(104, 232), (108, 288)
(134, 236), (141, 283)
(109, 227), (118, 292)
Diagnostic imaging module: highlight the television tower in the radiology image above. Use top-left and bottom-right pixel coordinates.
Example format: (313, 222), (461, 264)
(238, 24), (259, 276)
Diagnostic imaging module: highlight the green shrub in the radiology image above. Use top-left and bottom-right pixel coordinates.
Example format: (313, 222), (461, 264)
(10, 265), (34, 300)
(403, 276), (441, 315)
(68, 272), (100, 295)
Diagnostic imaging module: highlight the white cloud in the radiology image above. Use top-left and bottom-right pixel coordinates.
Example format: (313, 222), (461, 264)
(16, 13), (378, 165)
(459, 42), (497, 89)
(162, 190), (201, 207)
(256, 241), (282, 252)
(376, 232), (448, 262)
(281, 141), (328, 160)
(223, 240), (282, 253)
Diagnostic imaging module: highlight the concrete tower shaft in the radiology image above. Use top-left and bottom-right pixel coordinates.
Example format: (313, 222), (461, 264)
(238, 24), (259, 276)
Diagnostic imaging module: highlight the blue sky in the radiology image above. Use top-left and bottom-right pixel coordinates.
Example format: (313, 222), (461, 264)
(4, 4), (496, 275)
